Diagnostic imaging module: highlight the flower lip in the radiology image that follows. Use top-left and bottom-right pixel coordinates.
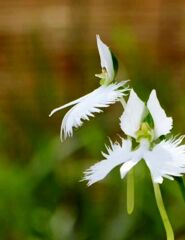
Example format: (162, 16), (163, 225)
(83, 135), (185, 186)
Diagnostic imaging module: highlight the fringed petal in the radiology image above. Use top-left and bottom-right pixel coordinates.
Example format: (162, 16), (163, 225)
(83, 138), (132, 186)
(59, 82), (128, 140)
(144, 136), (185, 183)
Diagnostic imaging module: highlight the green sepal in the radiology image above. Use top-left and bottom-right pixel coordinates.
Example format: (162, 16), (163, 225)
(111, 51), (118, 78)
(153, 134), (172, 146)
(175, 177), (185, 202)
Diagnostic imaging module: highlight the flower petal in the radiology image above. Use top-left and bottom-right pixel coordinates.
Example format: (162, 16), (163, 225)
(147, 90), (173, 139)
(120, 89), (146, 138)
(143, 136), (185, 183)
(96, 35), (115, 82)
(58, 81), (128, 140)
(49, 95), (87, 117)
(83, 138), (132, 186)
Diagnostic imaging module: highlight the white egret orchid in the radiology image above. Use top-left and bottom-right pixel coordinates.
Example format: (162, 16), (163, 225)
(50, 35), (185, 240)
(83, 89), (184, 185)
(83, 89), (185, 240)
(49, 35), (129, 140)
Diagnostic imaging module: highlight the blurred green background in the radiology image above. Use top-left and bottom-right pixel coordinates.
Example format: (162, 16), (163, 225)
(0, 1), (185, 239)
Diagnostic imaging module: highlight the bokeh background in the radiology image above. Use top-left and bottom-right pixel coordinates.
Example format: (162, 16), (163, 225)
(0, 1), (185, 239)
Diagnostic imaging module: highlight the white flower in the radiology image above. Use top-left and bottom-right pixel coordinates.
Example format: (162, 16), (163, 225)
(49, 36), (129, 141)
(83, 90), (185, 186)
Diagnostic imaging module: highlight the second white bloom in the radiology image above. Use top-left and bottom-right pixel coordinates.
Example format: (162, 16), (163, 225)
(83, 90), (185, 185)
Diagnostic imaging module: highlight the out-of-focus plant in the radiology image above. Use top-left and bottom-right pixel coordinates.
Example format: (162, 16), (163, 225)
(1, 28), (185, 240)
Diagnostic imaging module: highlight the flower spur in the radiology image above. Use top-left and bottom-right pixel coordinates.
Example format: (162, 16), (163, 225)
(49, 35), (129, 141)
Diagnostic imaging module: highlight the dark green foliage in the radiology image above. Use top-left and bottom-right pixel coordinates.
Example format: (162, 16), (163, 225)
(175, 177), (185, 202)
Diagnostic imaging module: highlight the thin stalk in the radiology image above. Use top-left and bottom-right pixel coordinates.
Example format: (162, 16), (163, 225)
(153, 183), (174, 240)
(127, 169), (134, 214)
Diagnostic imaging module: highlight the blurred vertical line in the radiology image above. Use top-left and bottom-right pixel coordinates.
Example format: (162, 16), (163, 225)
(158, 0), (184, 66)
(67, 0), (91, 88)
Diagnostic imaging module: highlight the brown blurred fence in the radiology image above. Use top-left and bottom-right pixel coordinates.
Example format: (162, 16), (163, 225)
(0, 0), (185, 107)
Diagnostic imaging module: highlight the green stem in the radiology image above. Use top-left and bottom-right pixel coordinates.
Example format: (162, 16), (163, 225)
(127, 169), (134, 214)
(153, 183), (174, 240)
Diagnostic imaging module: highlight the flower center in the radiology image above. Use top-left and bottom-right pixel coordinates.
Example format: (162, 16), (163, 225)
(95, 67), (109, 85)
(136, 122), (154, 143)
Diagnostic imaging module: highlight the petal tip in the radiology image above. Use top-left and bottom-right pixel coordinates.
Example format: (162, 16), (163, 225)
(49, 110), (55, 117)
(96, 34), (100, 40)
